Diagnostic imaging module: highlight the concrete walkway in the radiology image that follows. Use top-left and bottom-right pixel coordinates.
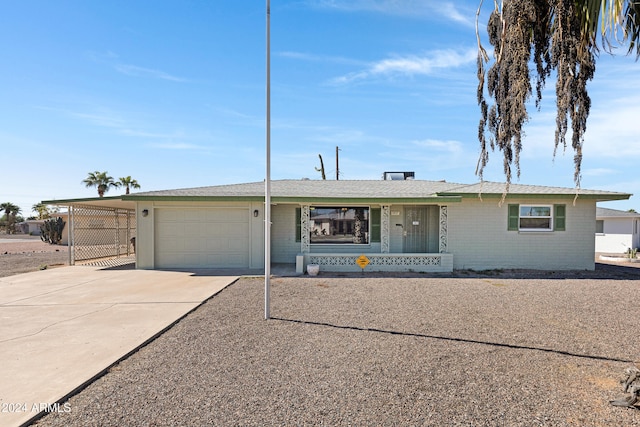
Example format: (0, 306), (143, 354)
(0, 266), (238, 427)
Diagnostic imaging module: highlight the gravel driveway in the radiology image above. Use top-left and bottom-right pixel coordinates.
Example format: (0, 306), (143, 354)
(32, 271), (640, 426)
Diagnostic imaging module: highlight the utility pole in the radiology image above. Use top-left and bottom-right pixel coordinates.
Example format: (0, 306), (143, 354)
(264, 0), (271, 320)
(336, 146), (340, 180)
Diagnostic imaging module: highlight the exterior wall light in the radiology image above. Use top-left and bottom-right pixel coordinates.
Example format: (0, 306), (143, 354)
(254, 209), (259, 217)
(141, 209), (149, 217)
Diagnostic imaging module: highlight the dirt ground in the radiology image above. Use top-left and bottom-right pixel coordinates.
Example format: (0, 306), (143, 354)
(0, 234), (69, 278)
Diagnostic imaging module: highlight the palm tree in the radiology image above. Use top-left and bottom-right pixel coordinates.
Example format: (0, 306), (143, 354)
(82, 171), (120, 197)
(118, 176), (141, 195)
(1, 202), (21, 234)
(32, 203), (51, 220)
(476, 0), (640, 188)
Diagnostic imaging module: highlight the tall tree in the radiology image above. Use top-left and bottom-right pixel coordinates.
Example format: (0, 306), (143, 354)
(32, 202), (52, 220)
(118, 176), (141, 195)
(82, 171), (120, 197)
(1, 202), (21, 234)
(476, 0), (640, 188)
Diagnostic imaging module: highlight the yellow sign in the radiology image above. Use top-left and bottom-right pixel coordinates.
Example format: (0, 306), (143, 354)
(356, 255), (370, 269)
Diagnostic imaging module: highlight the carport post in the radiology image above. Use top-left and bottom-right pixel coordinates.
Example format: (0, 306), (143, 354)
(69, 206), (75, 266)
(264, 0), (271, 320)
(67, 206), (71, 266)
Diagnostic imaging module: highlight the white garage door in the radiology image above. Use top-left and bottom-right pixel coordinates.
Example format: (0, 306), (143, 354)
(154, 208), (250, 268)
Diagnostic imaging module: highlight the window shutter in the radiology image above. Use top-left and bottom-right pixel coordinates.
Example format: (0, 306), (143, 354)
(508, 204), (519, 231)
(370, 208), (381, 242)
(554, 204), (566, 231)
(295, 208), (301, 242)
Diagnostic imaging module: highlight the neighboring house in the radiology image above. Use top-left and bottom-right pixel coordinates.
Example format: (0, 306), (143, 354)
(17, 220), (45, 235)
(595, 207), (640, 253)
(45, 178), (630, 272)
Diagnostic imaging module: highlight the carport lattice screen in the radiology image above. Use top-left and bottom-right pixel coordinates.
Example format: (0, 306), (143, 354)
(71, 205), (136, 262)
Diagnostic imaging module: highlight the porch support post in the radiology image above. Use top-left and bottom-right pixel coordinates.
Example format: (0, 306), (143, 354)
(301, 205), (310, 253)
(381, 205), (390, 253)
(439, 205), (448, 253)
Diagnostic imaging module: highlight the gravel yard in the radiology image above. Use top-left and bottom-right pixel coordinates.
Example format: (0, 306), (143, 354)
(0, 235), (68, 277)
(32, 271), (640, 426)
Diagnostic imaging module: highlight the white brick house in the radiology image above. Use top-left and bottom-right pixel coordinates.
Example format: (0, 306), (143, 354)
(47, 179), (630, 272)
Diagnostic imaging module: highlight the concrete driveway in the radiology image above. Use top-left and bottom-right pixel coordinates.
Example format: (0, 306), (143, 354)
(0, 266), (239, 427)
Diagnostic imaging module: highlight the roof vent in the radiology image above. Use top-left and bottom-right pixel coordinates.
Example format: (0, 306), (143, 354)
(383, 171), (415, 180)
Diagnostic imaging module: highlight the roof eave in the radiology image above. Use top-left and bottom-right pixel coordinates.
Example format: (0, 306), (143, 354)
(437, 193), (631, 202)
(42, 196), (135, 210)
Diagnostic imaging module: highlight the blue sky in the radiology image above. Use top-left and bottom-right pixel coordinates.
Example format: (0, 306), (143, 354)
(2, 0), (639, 217)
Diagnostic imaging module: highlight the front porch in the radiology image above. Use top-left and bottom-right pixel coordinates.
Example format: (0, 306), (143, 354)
(295, 204), (452, 273)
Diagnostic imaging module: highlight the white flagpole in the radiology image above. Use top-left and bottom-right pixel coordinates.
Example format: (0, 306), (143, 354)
(265, 0), (272, 320)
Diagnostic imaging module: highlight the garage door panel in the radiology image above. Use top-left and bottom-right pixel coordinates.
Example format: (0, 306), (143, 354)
(205, 208), (248, 222)
(183, 253), (206, 265)
(156, 252), (184, 266)
(227, 223), (249, 236)
(204, 237), (248, 251)
(206, 238), (228, 250)
(183, 210), (203, 222)
(202, 224), (231, 235)
(183, 227), (204, 238)
(155, 207), (251, 269)
(157, 209), (181, 222)
(157, 238), (185, 251)
(184, 238), (206, 251)
(228, 238), (249, 251)
(207, 253), (248, 267)
(156, 223), (184, 237)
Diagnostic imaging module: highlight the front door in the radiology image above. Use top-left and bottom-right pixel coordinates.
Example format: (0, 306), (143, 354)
(403, 206), (438, 253)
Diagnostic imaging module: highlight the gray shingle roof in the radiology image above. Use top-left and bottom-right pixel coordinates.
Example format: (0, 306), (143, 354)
(123, 179), (630, 202)
(596, 207), (640, 218)
(440, 181), (625, 196)
(126, 179), (464, 199)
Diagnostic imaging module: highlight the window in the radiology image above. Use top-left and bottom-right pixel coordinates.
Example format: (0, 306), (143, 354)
(310, 207), (370, 244)
(508, 204), (566, 232)
(596, 220), (604, 234)
(520, 205), (552, 230)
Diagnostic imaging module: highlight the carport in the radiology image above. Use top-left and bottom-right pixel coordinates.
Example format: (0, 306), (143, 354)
(43, 197), (137, 267)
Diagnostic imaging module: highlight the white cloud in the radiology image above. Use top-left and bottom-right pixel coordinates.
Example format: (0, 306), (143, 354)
(88, 51), (187, 82)
(308, 0), (474, 26)
(113, 64), (187, 82)
(582, 167), (618, 177)
(330, 48), (477, 84)
(494, 58), (640, 163)
(376, 138), (476, 174)
(148, 142), (210, 151)
(69, 111), (128, 129)
(581, 93), (640, 158)
(439, 2), (473, 26)
(410, 138), (464, 153)
(278, 51), (366, 67)
(310, 129), (366, 143)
